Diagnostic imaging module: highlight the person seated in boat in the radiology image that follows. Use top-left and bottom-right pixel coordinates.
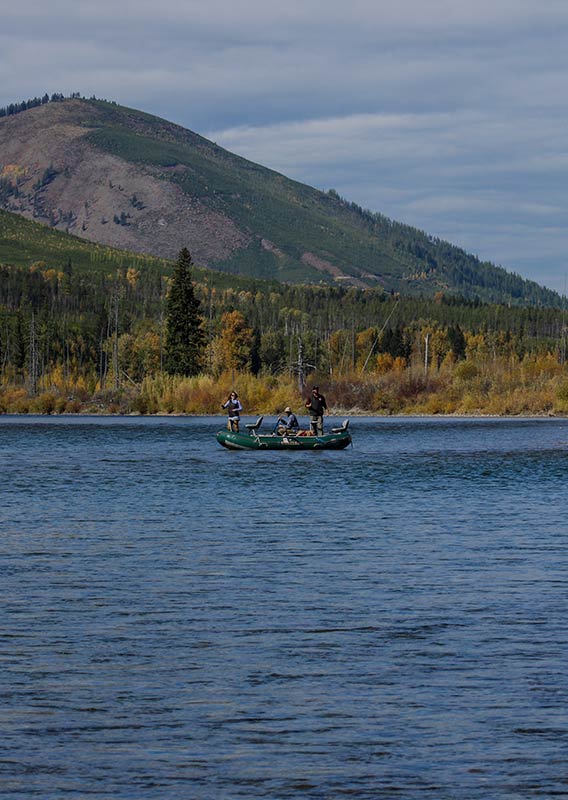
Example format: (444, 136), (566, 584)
(222, 391), (243, 432)
(275, 407), (299, 435)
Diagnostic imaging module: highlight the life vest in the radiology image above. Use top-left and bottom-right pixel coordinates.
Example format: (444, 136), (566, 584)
(308, 395), (325, 415)
(226, 400), (240, 417)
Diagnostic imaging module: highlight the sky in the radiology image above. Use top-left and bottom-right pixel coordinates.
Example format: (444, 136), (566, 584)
(2, 0), (568, 292)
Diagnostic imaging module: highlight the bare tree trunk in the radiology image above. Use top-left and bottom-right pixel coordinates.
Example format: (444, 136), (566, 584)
(351, 316), (355, 372)
(113, 295), (119, 391)
(208, 285), (213, 374)
(297, 337), (305, 394)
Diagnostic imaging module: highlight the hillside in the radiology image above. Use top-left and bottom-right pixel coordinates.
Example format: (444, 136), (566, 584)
(0, 206), (564, 348)
(0, 95), (561, 306)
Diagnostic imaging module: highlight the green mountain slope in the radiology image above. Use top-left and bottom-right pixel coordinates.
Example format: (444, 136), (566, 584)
(0, 208), (268, 295)
(0, 206), (166, 273)
(0, 95), (561, 306)
(1, 205), (565, 348)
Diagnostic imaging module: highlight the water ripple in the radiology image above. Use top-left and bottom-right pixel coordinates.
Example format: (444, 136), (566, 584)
(1, 416), (568, 798)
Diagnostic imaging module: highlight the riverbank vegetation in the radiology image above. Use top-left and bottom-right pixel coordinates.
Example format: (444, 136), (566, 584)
(2, 242), (568, 416)
(2, 356), (568, 416)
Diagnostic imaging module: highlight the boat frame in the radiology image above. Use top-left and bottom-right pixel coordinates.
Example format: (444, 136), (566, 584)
(216, 417), (351, 451)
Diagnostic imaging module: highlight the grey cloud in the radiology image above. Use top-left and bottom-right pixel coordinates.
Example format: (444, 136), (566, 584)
(3, 0), (568, 290)
(208, 105), (568, 290)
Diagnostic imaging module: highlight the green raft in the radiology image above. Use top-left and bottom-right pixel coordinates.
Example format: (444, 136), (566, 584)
(216, 417), (352, 451)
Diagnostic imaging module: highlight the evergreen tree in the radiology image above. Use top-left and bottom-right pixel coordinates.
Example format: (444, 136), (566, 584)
(164, 248), (204, 375)
(13, 311), (27, 373)
(448, 324), (466, 361)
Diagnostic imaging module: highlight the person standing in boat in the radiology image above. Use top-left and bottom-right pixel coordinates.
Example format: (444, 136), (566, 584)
(222, 391), (243, 432)
(305, 385), (327, 435)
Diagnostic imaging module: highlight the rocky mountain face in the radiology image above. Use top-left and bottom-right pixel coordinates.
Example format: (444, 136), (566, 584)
(0, 100), (250, 268)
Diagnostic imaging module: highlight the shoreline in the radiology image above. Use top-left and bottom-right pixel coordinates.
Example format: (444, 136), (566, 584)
(0, 410), (564, 419)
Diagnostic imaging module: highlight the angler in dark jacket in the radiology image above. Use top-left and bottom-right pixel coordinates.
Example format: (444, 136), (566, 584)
(305, 386), (327, 435)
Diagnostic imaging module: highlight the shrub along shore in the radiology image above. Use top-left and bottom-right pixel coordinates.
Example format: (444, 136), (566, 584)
(2, 357), (568, 417)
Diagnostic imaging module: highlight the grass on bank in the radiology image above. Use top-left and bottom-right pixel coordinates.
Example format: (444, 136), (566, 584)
(2, 354), (568, 416)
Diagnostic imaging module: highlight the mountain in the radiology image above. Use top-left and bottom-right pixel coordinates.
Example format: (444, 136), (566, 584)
(0, 96), (561, 306)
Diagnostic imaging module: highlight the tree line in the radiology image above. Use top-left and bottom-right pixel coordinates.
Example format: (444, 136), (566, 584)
(1, 93), (69, 119)
(1, 248), (567, 402)
(0, 92), (117, 119)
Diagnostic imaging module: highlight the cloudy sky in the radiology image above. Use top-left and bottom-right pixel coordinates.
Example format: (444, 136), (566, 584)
(3, 0), (568, 292)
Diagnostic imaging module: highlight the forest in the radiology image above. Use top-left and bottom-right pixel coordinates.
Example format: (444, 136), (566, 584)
(1, 240), (568, 416)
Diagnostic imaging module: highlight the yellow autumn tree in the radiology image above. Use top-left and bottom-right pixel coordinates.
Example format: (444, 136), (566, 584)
(214, 311), (253, 373)
(126, 267), (141, 288)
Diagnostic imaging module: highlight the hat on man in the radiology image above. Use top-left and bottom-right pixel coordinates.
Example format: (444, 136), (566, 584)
(285, 407), (291, 413)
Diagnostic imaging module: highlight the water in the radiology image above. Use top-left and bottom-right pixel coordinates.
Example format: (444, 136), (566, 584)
(1, 415), (568, 799)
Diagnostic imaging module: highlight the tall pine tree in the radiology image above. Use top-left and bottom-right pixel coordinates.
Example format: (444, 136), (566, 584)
(164, 248), (204, 375)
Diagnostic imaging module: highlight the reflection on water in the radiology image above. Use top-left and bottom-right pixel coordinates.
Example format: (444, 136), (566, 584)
(1, 416), (568, 798)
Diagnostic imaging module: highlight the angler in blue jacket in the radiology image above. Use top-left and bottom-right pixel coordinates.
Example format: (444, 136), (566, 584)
(275, 407), (299, 434)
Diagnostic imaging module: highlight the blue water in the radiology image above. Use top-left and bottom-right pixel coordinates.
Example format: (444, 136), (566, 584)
(1, 415), (568, 799)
